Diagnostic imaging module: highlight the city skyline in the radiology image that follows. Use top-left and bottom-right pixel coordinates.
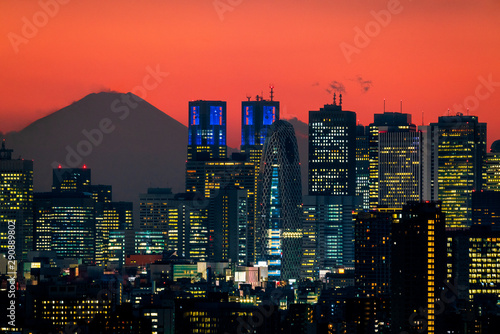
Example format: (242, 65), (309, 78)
(1, 0), (500, 148)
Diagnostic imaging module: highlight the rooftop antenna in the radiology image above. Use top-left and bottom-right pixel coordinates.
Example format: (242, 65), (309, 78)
(467, 108), (469, 116)
(447, 108), (450, 116)
(269, 84), (274, 101)
(383, 99), (386, 113)
(333, 93), (337, 106)
(400, 100), (402, 113)
(246, 94), (251, 101)
(422, 111), (424, 126)
(261, 91), (264, 101)
(339, 93), (342, 107)
(255, 95), (260, 101)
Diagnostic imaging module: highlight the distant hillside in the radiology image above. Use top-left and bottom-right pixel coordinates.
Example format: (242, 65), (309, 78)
(4, 92), (188, 203)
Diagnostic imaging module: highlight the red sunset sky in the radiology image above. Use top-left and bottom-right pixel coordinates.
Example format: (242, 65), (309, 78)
(1, 0), (500, 148)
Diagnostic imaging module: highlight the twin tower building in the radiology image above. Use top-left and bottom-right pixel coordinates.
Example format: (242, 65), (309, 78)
(185, 95), (303, 280)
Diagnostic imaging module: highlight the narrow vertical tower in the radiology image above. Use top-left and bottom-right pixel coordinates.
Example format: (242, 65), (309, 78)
(258, 120), (302, 281)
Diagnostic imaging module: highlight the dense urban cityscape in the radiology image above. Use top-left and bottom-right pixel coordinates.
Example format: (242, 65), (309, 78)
(1, 89), (500, 333)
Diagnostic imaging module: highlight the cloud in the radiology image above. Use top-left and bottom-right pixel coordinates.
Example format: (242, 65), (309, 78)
(356, 76), (372, 93)
(311, 82), (320, 87)
(326, 81), (346, 94)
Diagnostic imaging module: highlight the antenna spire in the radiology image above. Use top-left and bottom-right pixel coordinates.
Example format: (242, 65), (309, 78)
(383, 99), (386, 113)
(333, 93), (336, 106)
(400, 100), (402, 113)
(269, 84), (274, 101)
(339, 94), (342, 107)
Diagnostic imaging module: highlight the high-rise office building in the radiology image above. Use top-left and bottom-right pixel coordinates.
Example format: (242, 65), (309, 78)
(34, 192), (96, 264)
(240, 94), (280, 264)
(139, 189), (210, 261)
(356, 125), (370, 210)
(302, 195), (363, 279)
(95, 201), (133, 266)
(241, 95), (280, 164)
(378, 128), (421, 208)
(447, 226), (500, 302)
(484, 140), (500, 191)
(208, 187), (248, 265)
(185, 159), (256, 262)
(52, 166), (91, 193)
(187, 100), (227, 161)
(391, 201), (446, 334)
(369, 111), (414, 209)
(355, 208), (400, 298)
(431, 114), (486, 228)
(258, 120), (303, 280)
(0, 140), (33, 261)
(309, 96), (356, 196)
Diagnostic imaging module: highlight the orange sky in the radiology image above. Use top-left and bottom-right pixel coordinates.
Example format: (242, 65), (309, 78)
(1, 0), (500, 148)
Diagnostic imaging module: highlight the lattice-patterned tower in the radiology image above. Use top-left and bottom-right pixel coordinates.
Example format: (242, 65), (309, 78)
(258, 120), (303, 281)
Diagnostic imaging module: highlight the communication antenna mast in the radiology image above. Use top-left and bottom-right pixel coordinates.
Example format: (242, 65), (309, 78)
(269, 84), (274, 101)
(246, 94), (251, 101)
(400, 100), (403, 113)
(383, 99), (386, 113)
(333, 93), (337, 106)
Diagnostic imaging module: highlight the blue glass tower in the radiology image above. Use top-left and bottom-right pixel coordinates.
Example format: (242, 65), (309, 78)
(188, 100), (227, 161)
(241, 99), (279, 152)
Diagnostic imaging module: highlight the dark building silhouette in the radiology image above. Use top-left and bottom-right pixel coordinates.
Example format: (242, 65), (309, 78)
(472, 190), (500, 230)
(391, 201), (446, 334)
(209, 186), (248, 265)
(258, 120), (303, 280)
(187, 100), (227, 161)
(308, 95), (356, 196)
(355, 208), (399, 297)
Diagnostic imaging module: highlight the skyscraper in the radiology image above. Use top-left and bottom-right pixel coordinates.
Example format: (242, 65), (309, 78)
(355, 208), (399, 298)
(309, 96), (356, 196)
(187, 100), (227, 161)
(258, 120), (303, 280)
(369, 111), (414, 209)
(378, 128), (421, 208)
(240, 93), (280, 263)
(208, 186), (248, 265)
(431, 114), (486, 228)
(139, 189), (210, 261)
(34, 192), (96, 264)
(241, 95), (280, 164)
(302, 195), (363, 278)
(0, 140), (33, 261)
(391, 201), (446, 334)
